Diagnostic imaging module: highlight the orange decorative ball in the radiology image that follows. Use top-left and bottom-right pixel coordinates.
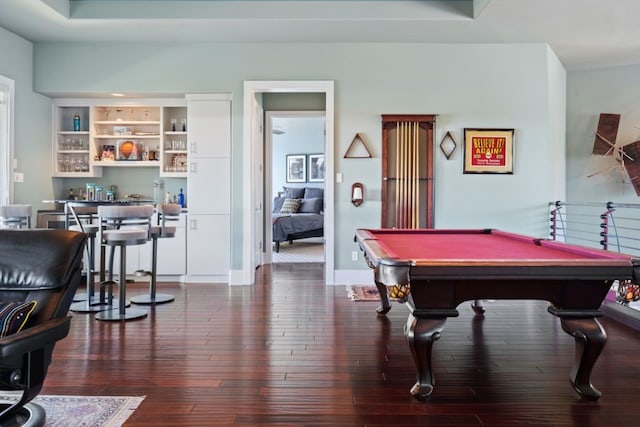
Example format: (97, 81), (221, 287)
(120, 140), (135, 159)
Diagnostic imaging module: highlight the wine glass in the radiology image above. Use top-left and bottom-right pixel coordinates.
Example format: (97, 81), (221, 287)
(171, 118), (177, 131)
(104, 108), (112, 121)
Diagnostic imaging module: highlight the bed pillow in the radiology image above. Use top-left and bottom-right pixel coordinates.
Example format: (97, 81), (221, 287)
(280, 198), (301, 214)
(304, 187), (324, 199)
(0, 301), (37, 338)
(282, 186), (305, 199)
(299, 197), (323, 214)
(273, 196), (286, 213)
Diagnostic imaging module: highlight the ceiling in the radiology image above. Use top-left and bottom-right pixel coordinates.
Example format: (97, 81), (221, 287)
(1, 0), (640, 70)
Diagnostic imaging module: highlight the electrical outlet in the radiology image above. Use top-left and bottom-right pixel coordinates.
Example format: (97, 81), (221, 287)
(13, 172), (24, 183)
(352, 251), (359, 261)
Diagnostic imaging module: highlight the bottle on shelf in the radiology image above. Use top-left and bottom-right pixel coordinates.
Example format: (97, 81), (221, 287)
(153, 180), (161, 204)
(178, 188), (185, 208)
(73, 113), (81, 132)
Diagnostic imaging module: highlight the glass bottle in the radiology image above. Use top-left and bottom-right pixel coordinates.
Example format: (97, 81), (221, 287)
(73, 113), (81, 132)
(178, 188), (185, 208)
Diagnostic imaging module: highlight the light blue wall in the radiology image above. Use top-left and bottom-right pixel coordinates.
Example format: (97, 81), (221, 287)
(271, 116), (325, 199)
(26, 41), (564, 271)
(0, 28), (52, 208)
(567, 63), (640, 202)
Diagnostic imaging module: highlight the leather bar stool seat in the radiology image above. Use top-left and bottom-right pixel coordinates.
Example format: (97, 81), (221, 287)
(95, 205), (153, 321)
(131, 203), (181, 305)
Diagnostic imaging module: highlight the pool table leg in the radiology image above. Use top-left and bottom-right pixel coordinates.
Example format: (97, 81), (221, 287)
(404, 313), (447, 401)
(471, 299), (485, 315)
(559, 316), (606, 401)
(374, 279), (392, 314)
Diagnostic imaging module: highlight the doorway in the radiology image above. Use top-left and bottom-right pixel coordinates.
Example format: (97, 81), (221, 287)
(266, 111), (326, 264)
(242, 81), (335, 285)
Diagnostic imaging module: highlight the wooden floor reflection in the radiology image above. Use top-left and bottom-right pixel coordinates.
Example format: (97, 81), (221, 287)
(43, 263), (640, 426)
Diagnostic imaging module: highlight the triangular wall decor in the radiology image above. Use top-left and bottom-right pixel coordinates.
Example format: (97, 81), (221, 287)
(344, 133), (373, 158)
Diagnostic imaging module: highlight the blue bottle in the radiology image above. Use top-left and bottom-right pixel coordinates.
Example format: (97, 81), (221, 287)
(73, 113), (81, 131)
(178, 188), (185, 208)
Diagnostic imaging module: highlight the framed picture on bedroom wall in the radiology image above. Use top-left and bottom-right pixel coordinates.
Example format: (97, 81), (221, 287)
(308, 153), (325, 182)
(286, 154), (306, 183)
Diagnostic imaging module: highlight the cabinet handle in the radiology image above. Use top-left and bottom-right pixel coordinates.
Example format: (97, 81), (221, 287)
(189, 218), (197, 230)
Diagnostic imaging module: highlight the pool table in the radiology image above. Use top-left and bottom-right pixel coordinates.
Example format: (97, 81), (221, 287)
(354, 228), (640, 401)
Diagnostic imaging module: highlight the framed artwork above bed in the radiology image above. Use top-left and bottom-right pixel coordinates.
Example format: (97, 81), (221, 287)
(308, 153), (325, 182)
(286, 154), (306, 183)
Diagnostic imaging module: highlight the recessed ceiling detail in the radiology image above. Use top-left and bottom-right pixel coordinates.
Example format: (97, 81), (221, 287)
(2, 1), (640, 70)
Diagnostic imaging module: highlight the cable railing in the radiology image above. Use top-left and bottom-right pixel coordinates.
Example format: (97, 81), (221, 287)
(549, 200), (640, 313)
(549, 201), (640, 255)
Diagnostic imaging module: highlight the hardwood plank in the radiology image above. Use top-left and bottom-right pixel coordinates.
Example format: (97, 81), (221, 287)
(39, 263), (640, 426)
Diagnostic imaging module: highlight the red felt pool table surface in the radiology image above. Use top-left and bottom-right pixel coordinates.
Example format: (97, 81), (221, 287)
(356, 228), (633, 267)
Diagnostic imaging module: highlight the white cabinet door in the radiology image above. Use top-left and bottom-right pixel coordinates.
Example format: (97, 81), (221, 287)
(187, 214), (230, 278)
(187, 99), (231, 157)
(138, 214), (187, 275)
(185, 95), (232, 280)
(187, 157), (231, 214)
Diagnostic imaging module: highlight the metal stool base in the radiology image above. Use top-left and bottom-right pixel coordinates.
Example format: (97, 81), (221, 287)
(130, 293), (175, 304)
(70, 300), (110, 313)
(95, 307), (147, 321)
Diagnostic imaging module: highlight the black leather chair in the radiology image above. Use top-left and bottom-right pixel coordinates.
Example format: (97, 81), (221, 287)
(0, 229), (86, 426)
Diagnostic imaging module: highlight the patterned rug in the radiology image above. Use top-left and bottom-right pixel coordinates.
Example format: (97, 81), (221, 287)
(347, 285), (380, 301)
(0, 394), (144, 427)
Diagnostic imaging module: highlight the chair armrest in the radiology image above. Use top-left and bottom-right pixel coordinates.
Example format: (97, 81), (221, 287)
(0, 317), (71, 358)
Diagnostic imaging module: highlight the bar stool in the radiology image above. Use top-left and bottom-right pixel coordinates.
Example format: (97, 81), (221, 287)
(0, 204), (32, 229)
(95, 205), (153, 321)
(68, 205), (108, 312)
(131, 203), (180, 305)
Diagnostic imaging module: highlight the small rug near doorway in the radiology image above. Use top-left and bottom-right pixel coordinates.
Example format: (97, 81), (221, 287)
(347, 285), (380, 301)
(0, 394), (144, 427)
(272, 238), (324, 263)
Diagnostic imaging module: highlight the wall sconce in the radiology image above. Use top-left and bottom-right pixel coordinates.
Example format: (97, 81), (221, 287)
(351, 183), (364, 207)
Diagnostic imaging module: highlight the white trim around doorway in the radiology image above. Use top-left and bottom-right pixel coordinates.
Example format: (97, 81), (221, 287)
(238, 80), (335, 285)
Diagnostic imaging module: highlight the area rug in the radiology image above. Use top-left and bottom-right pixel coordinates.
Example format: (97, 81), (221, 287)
(272, 239), (324, 263)
(347, 285), (380, 301)
(0, 394), (145, 427)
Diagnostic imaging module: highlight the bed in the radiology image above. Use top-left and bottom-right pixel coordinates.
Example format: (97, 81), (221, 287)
(272, 187), (324, 252)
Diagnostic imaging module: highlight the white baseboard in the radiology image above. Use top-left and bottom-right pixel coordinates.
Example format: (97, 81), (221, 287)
(229, 269), (247, 285)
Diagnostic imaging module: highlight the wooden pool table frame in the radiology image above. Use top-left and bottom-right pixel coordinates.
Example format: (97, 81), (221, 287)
(355, 228), (640, 401)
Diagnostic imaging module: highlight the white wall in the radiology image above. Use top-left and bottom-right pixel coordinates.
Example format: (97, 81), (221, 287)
(29, 41), (564, 271)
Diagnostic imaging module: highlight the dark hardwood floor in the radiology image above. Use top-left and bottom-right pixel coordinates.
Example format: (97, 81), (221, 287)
(43, 263), (640, 426)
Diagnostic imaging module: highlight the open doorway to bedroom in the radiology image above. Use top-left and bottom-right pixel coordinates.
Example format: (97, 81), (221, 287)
(266, 111), (325, 264)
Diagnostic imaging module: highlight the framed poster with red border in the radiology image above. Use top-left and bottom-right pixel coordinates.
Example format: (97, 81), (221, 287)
(463, 128), (514, 174)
